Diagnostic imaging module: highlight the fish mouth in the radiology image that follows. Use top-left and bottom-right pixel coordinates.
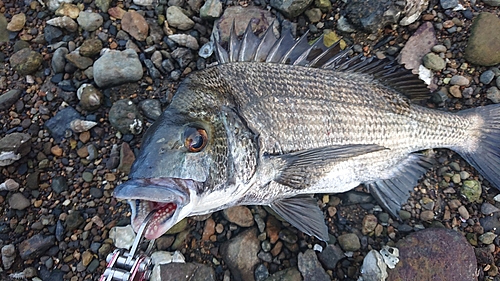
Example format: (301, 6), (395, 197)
(113, 177), (197, 239)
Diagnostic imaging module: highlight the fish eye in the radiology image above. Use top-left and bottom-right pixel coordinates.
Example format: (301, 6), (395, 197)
(184, 127), (208, 152)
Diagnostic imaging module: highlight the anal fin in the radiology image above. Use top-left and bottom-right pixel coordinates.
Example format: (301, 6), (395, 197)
(269, 195), (329, 241)
(366, 153), (434, 218)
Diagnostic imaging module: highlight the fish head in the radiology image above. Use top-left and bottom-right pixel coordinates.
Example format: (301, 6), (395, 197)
(114, 77), (257, 239)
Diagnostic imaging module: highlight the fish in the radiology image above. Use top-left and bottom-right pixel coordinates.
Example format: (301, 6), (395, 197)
(114, 21), (500, 241)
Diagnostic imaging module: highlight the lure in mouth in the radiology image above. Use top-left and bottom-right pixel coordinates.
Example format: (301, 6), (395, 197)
(114, 178), (197, 239)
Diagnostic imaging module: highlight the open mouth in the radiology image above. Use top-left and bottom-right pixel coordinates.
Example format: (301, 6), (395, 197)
(114, 178), (196, 240)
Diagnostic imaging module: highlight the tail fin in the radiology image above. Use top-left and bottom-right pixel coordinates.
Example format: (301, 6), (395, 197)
(457, 104), (500, 189)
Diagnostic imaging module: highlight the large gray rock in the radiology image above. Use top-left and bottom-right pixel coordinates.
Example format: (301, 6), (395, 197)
(220, 228), (260, 281)
(344, 0), (405, 33)
(297, 249), (330, 281)
(465, 12), (500, 66)
(270, 0), (314, 18)
(93, 49), (143, 88)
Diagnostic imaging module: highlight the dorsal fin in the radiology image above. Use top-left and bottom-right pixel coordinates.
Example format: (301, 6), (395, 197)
(213, 21), (430, 100)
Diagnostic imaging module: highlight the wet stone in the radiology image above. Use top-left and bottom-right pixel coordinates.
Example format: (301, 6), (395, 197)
(19, 234), (56, 260)
(122, 10), (149, 41)
(44, 106), (82, 142)
(255, 263), (269, 281)
(279, 229), (298, 244)
(461, 180), (482, 202)
(387, 228), (477, 280)
(82, 171), (93, 182)
(223, 206), (254, 227)
(465, 12), (500, 66)
(318, 244), (344, 270)
(9, 48), (43, 75)
(93, 49), (143, 88)
(480, 70), (496, 85)
(220, 228), (260, 281)
(77, 11), (103, 32)
(109, 99), (143, 135)
(486, 87), (500, 103)
(479, 232), (497, 245)
(117, 142), (136, 174)
(139, 99), (162, 120)
(65, 211), (84, 231)
(423, 52), (446, 71)
(338, 233), (360, 251)
(297, 249), (330, 281)
(481, 202), (500, 215)
(79, 38), (103, 57)
(0, 89), (22, 111)
(51, 176), (67, 194)
(158, 262), (216, 281)
(9, 192), (30, 210)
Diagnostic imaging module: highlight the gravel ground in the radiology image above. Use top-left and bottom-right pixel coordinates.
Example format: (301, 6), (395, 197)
(1, 0), (500, 280)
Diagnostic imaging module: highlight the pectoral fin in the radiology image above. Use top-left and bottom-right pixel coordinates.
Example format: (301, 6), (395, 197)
(366, 153), (434, 217)
(269, 195), (329, 241)
(274, 144), (386, 189)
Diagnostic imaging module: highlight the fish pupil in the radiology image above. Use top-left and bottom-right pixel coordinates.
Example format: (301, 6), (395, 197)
(184, 127), (208, 152)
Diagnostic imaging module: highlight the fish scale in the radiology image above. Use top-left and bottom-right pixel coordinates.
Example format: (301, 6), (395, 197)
(114, 22), (500, 241)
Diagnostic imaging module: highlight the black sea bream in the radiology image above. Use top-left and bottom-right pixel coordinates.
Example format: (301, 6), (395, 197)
(114, 22), (500, 240)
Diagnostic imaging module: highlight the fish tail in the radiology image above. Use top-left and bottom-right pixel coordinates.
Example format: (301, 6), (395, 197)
(456, 104), (500, 189)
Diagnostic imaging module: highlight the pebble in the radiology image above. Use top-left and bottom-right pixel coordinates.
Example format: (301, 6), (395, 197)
(220, 228), (260, 281)
(338, 233), (360, 251)
(77, 11), (104, 32)
(200, 0), (223, 20)
(223, 206), (255, 227)
(65, 51), (93, 69)
(318, 244), (344, 270)
(117, 142), (136, 174)
(51, 176), (67, 194)
(361, 214), (378, 235)
(19, 234), (56, 260)
(1, 244), (16, 270)
(420, 210), (434, 221)
(458, 205), (470, 220)
(82, 171), (94, 182)
(109, 225), (136, 249)
(465, 12), (500, 66)
(79, 38), (103, 57)
(480, 70), (496, 85)
(44, 106), (83, 142)
(423, 52), (446, 71)
(449, 85), (462, 98)
(270, 0), (314, 18)
(497, 76), (500, 88)
(9, 193), (30, 210)
(486, 87), (500, 103)
(166, 6), (195, 31)
(139, 99), (162, 120)
(155, 262), (215, 281)
(122, 10), (149, 41)
(449, 75), (469, 86)
(461, 180), (482, 202)
(0, 89), (22, 111)
(9, 48), (43, 75)
(479, 232), (497, 245)
(109, 99), (143, 135)
(93, 49), (143, 88)
(431, 44), (447, 53)
(51, 47), (68, 73)
(481, 202), (500, 215)
(7, 13), (26, 32)
(297, 249), (330, 281)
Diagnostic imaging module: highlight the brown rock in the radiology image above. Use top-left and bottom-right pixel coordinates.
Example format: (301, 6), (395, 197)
(121, 10), (149, 41)
(108, 6), (126, 19)
(117, 142), (136, 173)
(220, 228), (260, 281)
(420, 210), (434, 221)
(50, 145), (63, 156)
(202, 218), (216, 241)
(223, 206), (254, 227)
(77, 146), (89, 158)
(398, 22), (437, 72)
(266, 215), (282, 244)
(79, 131), (90, 143)
(55, 3), (81, 19)
(79, 38), (103, 57)
(387, 228), (477, 281)
(7, 13), (26, 31)
(10, 48), (43, 75)
(361, 214), (378, 235)
(65, 52), (93, 69)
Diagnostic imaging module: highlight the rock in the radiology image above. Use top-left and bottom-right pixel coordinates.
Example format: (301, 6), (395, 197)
(422, 52), (446, 71)
(297, 249), (330, 281)
(479, 232), (497, 244)
(344, 0), (404, 33)
(108, 7), (127, 19)
(1, 244), (16, 270)
(0, 133), (31, 166)
(7, 13), (26, 32)
(270, 0), (314, 18)
(387, 228), (477, 281)
(65, 211), (84, 231)
(362, 214), (378, 235)
(79, 38), (103, 57)
(44, 25), (64, 44)
(65, 51), (93, 69)
(481, 212), (500, 234)
(51, 176), (67, 194)
(440, 0), (458, 9)
(9, 193), (30, 210)
(0, 179), (19, 191)
(223, 206), (255, 227)
(338, 233), (360, 251)
(483, 0), (500, 6)
(122, 10), (149, 41)
(264, 268), (302, 281)
(486, 87), (500, 103)
(109, 99), (143, 135)
(460, 180), (482, 203)
(96, 0), (112, 12)
(93, 49), (143, 88)
(305, 8), (323, 23)
(18, 234), (56, 260)
(117, 142), (136, 174)
(109, 225), (136, 249)
(133, 0), (156, 5)
(157, 263), (216, 281)
(315, 0), (332, 11)
(465, 13), (500, 66)
(55, 3), (80, 19)
(420, 210), (434, 221)
(77, 11), (103, 31)
(166, 6), (195, 31)
(139, 99), (162, 120)
(9, 48), (43, 75)
(0, 89), (22, 111)
(44, 106), (83, 142)
(51, 47), (68, 73)
(458, 205), (470, 220)
(481, 202), (500, 215)
(217, 6), (275, 42)
(0, 13), (8, 42)
(359, 250), (388, 281)
(449, 75), (469, 86)
(200, 0), (223, 20)
(317, 244), (344, 270)
(220, 228), (260, 281)
(480, 70), (495, 84)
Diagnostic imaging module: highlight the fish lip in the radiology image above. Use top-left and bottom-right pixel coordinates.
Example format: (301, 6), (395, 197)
(113, 177), (198, 239)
